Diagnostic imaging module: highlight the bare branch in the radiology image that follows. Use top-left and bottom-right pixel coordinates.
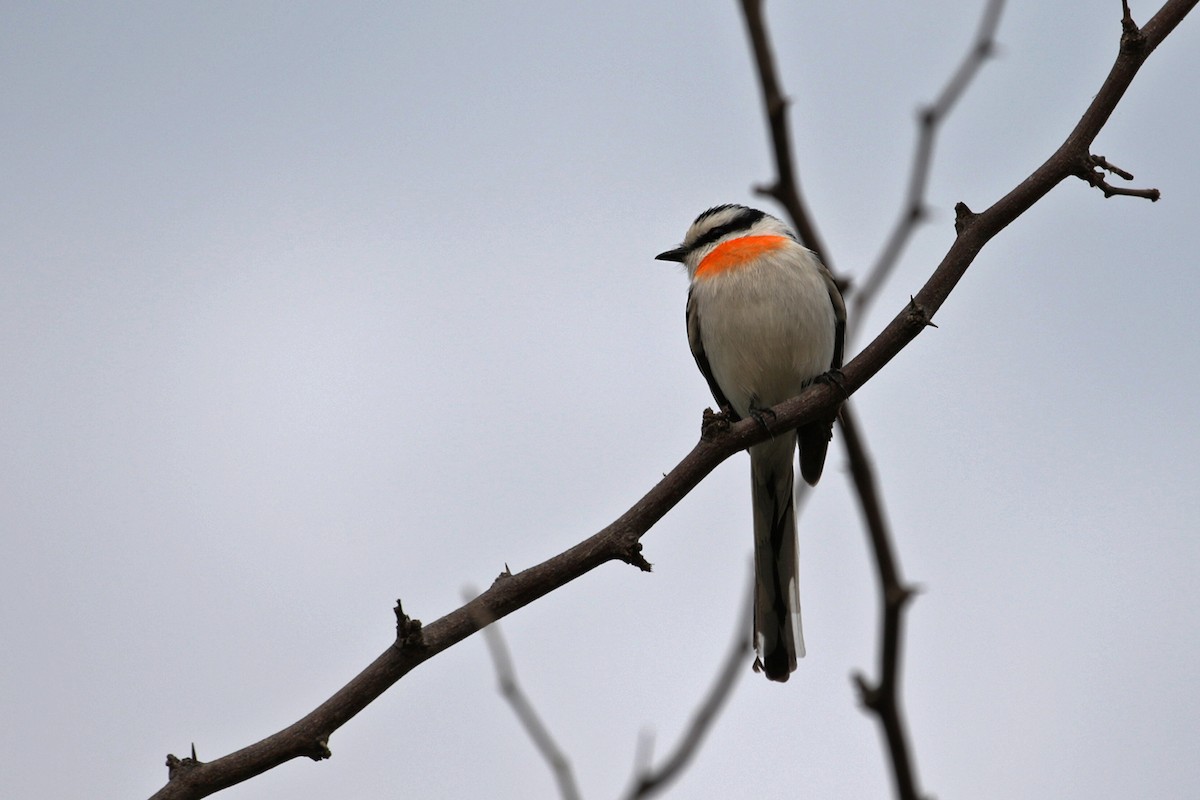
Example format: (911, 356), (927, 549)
(465, 588), (582, 800)
(738, 0), (835, 271)
(622, 572), (753, 800)
(148, 2), (1196, 796)
(1075, 153), (1161, 200)
(850, 0), (1007, 344)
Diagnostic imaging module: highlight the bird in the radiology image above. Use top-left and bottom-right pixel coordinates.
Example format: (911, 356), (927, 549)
(656, 204), (845, 682)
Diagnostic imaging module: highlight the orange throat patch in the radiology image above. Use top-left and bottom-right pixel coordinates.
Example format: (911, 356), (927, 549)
(694, 235), (790, 279)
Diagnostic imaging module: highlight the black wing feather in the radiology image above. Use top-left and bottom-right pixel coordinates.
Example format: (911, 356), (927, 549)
(685, 286), (737, 418)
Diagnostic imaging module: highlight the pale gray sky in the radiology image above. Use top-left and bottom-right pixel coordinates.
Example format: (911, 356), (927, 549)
(3, 2), (1199, 798)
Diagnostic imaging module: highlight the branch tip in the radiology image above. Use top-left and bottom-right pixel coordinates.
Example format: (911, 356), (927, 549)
(621, 539), (653, 573)
(1076, 154), (1159, 201)
(1092, 154), (1134, 180)
(394, 600), (424, 646)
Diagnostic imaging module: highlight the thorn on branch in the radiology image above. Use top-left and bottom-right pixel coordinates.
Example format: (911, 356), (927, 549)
(906, 297), (938, 330)
(394, 599), (425, 647)
(889, 582), (919, 609)
(165, 748), (204, 780)
(618, 535), (653, 573)
(953, 201), (977, 234)
(852, 672), (883, 712)
(492, 564), (514, 587)
(752, 181), (785, 203)
(1076, 154), (1160, 201)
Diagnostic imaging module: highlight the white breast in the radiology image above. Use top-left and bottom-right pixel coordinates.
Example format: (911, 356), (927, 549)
(691, 244), (836, 418)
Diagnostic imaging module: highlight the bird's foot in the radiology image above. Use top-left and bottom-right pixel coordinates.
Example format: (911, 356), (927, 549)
(813, 368), (849, 400)
(748, 405), (776, 434)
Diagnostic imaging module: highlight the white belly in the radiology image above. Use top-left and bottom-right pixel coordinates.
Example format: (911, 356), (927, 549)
(692, 248), (835, 418)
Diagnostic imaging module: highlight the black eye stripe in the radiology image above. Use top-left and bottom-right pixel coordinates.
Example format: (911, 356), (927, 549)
(689, 208), (766, 252)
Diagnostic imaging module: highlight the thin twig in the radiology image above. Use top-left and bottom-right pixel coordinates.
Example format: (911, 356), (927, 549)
(1075, 153), (1161, 200)
(464, 588), (582, 800)
(849, 0), (1007, 344)
(148, 2), (1195, 795)
(621, 572), (753, 800)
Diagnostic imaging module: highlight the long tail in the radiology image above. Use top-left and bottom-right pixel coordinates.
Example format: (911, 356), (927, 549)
(750, 436), (804, 682)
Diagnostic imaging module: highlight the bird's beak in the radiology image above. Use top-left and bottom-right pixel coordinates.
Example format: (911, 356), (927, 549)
(655, 246), (687, 263)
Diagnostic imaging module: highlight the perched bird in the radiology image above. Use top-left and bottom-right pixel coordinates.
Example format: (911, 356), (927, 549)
(657, 204), (845, 682)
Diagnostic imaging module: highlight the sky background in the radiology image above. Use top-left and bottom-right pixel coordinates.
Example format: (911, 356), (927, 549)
(3, 2), (1199, 798)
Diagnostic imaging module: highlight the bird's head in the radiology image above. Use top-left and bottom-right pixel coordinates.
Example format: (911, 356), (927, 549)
(655, 204), (796, 277)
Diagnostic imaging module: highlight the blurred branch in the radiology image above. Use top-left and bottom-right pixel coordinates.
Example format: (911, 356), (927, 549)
(839, 406), (920, 800)
(621, 573), (753, 800)
(849, 0), (1006, 344)
(470, 574), (751, 800)
(149, 1), (1194, 796)
(465, 586), (582, 800)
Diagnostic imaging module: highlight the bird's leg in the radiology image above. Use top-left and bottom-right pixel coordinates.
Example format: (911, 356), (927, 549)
(813, 368), (849, 401)
(747, 403), (776, 434)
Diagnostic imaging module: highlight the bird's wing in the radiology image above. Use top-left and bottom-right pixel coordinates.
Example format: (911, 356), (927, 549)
(686, 285), (736, 417)
(820, 264), (847, 370)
